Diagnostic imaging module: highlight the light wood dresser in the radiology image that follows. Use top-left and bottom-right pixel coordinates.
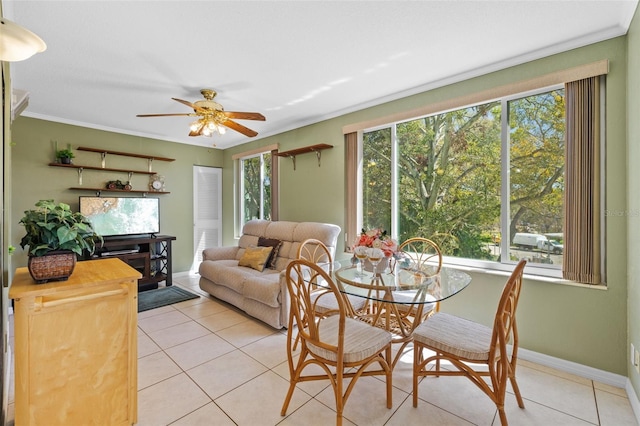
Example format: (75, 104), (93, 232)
(9, 258), (141, 425)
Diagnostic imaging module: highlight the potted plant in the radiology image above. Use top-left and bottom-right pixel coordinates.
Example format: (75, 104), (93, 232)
(55, 148), (75, 164)
(19, 200), (102, 283)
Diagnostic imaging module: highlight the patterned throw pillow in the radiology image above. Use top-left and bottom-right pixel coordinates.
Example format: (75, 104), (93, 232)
(238, 246), (274, 272)
(258, 237), (283, 269)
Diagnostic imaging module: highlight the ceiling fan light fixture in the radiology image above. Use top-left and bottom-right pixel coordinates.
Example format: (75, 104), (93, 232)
(189, 120), (202, 132)
(200, 118), (226, 136)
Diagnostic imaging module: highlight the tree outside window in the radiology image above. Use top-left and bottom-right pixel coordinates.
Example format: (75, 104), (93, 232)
(241, 152), (271, 224)
(361, 88), (565, 271)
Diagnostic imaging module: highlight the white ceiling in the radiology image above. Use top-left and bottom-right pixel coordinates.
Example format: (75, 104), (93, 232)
(5, 0), (639, 150)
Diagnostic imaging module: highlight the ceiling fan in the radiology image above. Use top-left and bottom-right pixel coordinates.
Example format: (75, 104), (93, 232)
(137, 89), (265, 138)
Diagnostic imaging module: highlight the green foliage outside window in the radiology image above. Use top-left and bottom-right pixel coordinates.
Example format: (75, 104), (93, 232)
(362, 89), (565, 266)
(243, 153), (271, 223)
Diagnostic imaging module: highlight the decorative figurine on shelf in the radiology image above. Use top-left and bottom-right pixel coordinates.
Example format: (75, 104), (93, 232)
(149, 175), (165, 192)
(106, 180), (132, 191)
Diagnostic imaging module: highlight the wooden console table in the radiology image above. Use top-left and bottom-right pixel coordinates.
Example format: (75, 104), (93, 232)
(9, 258), (140, 425)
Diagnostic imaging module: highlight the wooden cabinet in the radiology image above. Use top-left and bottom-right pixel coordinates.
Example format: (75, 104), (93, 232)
(91, 235), (176, 292)
(9, 259), (140, 426)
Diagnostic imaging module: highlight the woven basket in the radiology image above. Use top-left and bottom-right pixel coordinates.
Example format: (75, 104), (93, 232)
(28, 251), (77, 284)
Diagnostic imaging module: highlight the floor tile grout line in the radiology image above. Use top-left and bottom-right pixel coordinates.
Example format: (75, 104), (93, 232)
(592, 380), (602, 426)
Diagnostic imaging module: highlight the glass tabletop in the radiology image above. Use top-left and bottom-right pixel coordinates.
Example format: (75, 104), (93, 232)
(333, 264), (471, 305)
(293, 260), (473, 368)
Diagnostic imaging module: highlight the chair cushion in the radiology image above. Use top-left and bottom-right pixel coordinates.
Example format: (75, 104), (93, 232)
(312, 292), (368, 314)
(412, 312), (492, 361)
(391, 290), (436, 314)
(307, 315), (392, 363)
(238, 246), (273, 272)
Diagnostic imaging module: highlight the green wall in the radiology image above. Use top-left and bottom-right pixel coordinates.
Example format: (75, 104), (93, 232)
(9, 118), (222, 273)
(9, 36), (632, 377)
(627, 5), (640, 393)
(223, 38), (629, 375)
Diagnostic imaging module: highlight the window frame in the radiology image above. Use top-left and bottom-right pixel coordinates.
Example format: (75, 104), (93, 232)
(357, 84), (568, 279)
(233, 144), (278, 238)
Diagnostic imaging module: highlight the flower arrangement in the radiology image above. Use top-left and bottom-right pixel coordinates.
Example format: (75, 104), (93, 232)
(352, 228), (398, 257)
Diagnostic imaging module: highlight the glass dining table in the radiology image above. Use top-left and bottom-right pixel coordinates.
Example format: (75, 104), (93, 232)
(331, 262), (472, 367)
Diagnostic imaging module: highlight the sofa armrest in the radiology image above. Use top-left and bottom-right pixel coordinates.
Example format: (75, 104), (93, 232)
(202, 246), (240, 261)
(279, 270), (291, 328)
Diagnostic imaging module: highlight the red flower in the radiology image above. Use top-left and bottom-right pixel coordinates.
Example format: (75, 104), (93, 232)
(352, 228), (398, 257)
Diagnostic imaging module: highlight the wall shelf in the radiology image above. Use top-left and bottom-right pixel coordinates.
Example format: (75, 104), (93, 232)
(77, 146), (175, 162)
(275, 143), (333, 170)
(49, 146), (174, 191)
(49, 162), (158, 175)
(69, 187), (170, 195)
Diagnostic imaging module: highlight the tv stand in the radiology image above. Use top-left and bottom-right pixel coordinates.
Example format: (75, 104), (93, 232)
(90, 235), (176, 291)
(100, 249), (139, 256)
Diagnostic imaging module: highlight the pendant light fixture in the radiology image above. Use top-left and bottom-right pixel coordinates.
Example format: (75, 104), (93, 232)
(0, 17), (46, 62)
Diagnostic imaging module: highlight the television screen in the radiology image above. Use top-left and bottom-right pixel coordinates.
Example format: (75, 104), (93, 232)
(79, 196), (160, 237)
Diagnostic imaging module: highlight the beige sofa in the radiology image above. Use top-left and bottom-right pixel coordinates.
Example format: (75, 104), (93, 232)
(199, 219), (341, 329)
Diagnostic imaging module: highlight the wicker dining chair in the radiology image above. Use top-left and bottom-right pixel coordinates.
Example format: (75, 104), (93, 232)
(389, 237), (444, 358)
(412, 259), (527, 425)
(397, 237), (443, 277)
(281, 259), (393, 426)
(393, 237), (443, 311)
(292, 238), (368, 350)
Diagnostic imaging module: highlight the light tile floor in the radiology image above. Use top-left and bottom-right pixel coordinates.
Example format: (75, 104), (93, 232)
(7, 274), (639, 425)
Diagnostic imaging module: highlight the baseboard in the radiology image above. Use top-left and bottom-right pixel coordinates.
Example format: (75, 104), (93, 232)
(518, 347), (627, 387)
(626, 380), (640, 424)
(520, 348), (640, 424)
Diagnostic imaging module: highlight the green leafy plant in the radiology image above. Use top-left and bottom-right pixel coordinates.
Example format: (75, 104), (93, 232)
(19, 200), (102, 257)
(55, 148), (75, 159)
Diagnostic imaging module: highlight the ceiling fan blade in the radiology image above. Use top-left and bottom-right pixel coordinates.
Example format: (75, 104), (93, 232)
(222, 119), (258, 137)
(172, 97), (207, 113)
(172, 97), (197, 108)
(188, 121), (205, 137)
(223, 111), (266, 121)
(136, 113), (194, 117)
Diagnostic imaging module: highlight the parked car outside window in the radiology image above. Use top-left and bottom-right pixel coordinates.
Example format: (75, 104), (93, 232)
(539, 239), (563, 254)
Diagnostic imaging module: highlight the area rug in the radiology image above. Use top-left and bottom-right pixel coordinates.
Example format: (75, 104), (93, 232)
(138, 286), (199, 312)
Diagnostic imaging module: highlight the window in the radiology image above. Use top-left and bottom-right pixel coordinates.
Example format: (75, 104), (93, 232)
(360, 87), (566, 276)
(240, 152), (271, 224)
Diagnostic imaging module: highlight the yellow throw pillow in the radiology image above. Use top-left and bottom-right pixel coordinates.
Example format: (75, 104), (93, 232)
(238, 246), (274, 272)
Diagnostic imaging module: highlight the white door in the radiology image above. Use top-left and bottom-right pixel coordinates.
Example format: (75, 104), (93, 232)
(192, 166), (222, 273)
